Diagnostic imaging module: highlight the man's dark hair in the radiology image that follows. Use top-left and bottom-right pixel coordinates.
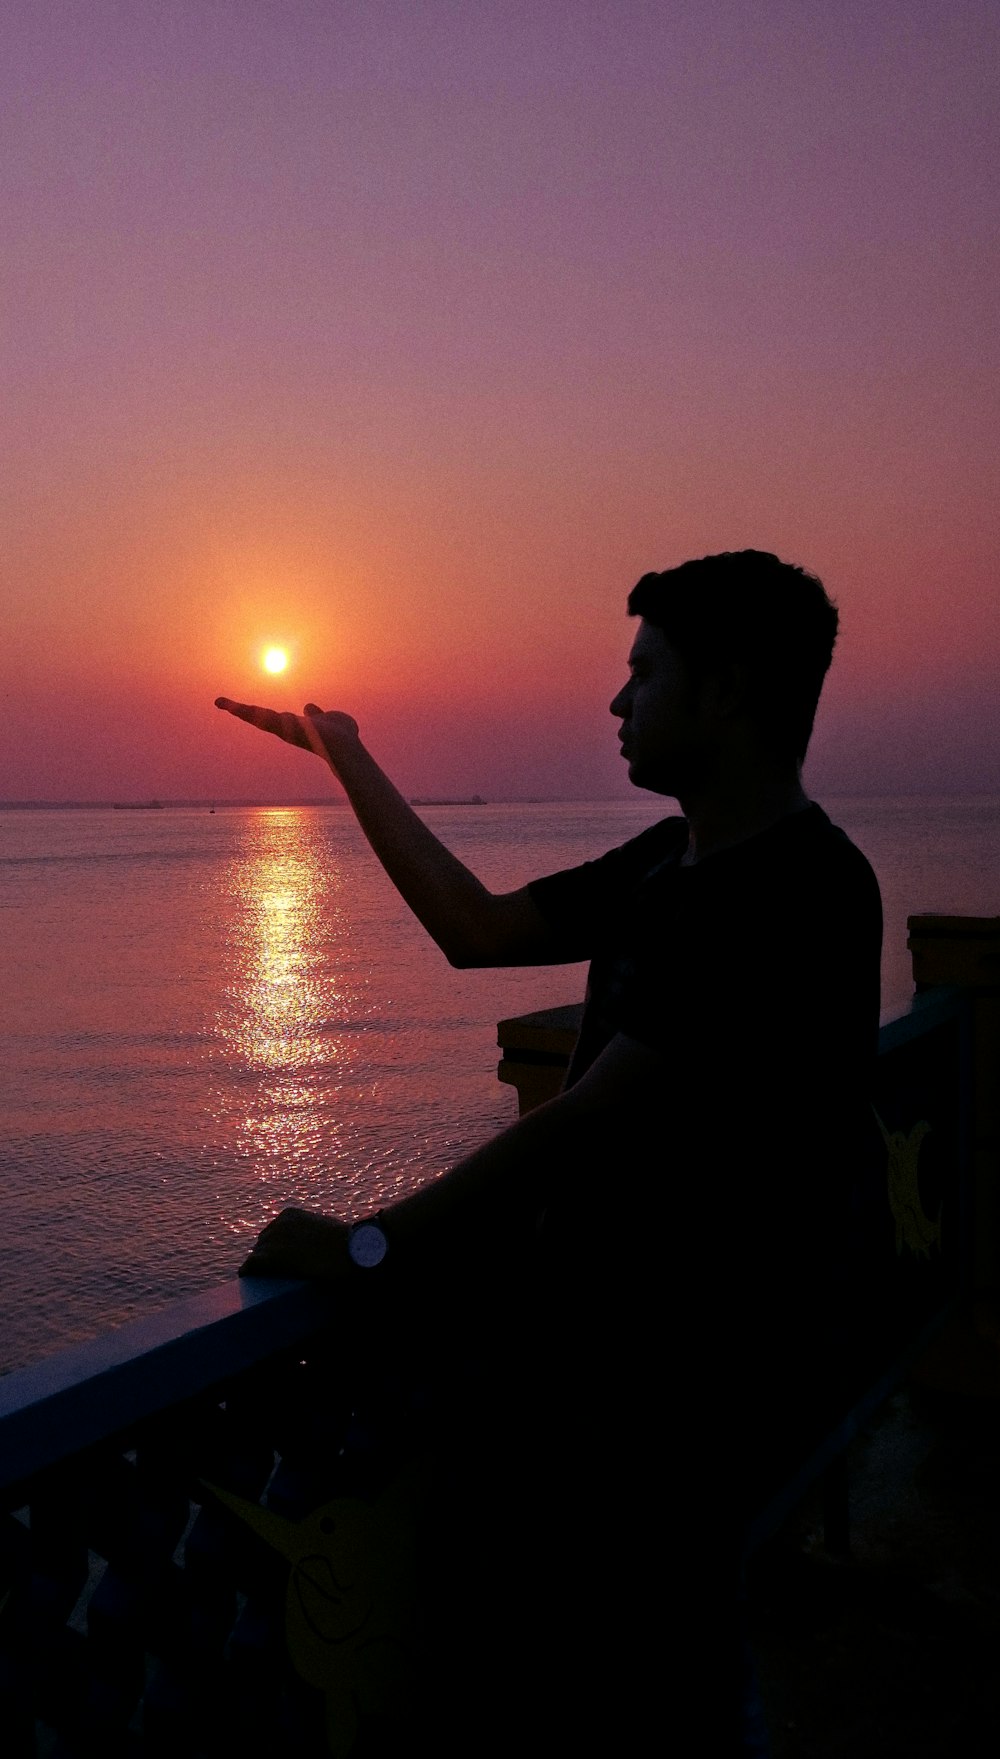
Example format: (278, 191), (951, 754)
(627, 549), (839, 766)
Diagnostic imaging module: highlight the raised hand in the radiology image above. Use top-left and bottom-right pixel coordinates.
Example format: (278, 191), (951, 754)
(215, 688), (539, 969)
(215, 699), (360, 767)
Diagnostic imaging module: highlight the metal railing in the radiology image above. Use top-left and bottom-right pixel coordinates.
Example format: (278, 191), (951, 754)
(0, 982), (976, 1754)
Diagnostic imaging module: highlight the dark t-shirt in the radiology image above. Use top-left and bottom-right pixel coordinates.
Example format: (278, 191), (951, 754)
(528, 803), (881, 1093)
(434, 807), (883, 1746)
(526, 803), (884, 1490)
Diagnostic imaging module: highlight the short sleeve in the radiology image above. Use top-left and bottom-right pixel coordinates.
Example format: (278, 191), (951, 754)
(527, 818), (688, 963)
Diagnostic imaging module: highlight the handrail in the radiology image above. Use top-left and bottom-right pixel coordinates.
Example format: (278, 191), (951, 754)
(0, 977), (979, 1757)
(0, 985), (969, 1509)
(876, 981), (963, 1051)
(0, 1276), (339, 1499)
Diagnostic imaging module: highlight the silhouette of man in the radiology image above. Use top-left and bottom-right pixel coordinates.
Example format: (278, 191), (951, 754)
(217, 550), (882, 1754)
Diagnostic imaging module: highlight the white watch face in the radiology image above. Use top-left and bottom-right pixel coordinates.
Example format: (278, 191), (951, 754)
(349, 1220), (388, 1268)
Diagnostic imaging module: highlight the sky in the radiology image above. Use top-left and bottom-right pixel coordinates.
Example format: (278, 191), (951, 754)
(3, 0), (997, 802)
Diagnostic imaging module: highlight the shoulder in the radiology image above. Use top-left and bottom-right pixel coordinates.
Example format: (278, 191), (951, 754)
(726, 806), (882, 1022)
(719, 804), (879, 899)
(529, 815), (687, 907)
(679, 804), (882, 971)
(526, 815), (687, 952)
(781, 805), (882, 911)
(605, 814), (689, 874)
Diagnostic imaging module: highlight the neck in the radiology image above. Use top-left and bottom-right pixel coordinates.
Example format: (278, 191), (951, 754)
(677, 769), (810, 865)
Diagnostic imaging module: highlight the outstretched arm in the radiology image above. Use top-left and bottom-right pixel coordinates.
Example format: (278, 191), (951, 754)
(215, 698), (557, 967)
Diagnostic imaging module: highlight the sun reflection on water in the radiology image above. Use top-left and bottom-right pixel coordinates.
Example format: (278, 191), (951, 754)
(210, 809), (369, 1216)
(236, 872), (333, 1072)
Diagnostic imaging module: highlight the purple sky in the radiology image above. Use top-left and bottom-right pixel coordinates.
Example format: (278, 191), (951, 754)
(3, 1), (997, 801)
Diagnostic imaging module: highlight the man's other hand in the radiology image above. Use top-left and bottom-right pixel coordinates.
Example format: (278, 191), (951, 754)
(239, 1206), (352, 1279)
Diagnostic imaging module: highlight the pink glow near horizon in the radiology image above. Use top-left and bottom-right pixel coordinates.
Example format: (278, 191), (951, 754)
(2, 1), (997, 802)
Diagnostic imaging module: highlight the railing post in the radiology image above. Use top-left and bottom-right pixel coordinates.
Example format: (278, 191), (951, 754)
(908, 916), (1000, 1294)
(907, 914), (1000, 1394)
(496, 1003), (583, 1115)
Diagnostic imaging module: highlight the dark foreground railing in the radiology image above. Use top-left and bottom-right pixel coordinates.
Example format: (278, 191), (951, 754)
(748, 983), (973, 1554)
(0, 1280), (369, 1757)
(1, 913), (993, 1756)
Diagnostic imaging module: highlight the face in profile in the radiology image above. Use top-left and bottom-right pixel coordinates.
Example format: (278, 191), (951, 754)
(610, 621), (715, 797)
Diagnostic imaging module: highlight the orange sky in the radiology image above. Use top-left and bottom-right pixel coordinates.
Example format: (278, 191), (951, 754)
(3, 2), (997, 802)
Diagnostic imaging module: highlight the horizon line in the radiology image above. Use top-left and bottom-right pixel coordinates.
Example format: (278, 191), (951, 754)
(2, 788), (998, 812)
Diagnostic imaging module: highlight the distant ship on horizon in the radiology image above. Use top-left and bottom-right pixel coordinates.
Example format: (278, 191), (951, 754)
(410, 793), (487, 806)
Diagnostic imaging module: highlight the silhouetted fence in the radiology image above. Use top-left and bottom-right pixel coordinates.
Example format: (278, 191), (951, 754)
(1, 913), (994, 1753)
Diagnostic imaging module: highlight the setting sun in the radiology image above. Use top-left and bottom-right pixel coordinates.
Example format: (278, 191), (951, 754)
(262, 647), (289, 675)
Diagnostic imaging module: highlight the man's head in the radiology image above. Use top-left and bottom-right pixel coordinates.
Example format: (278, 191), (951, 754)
(614, 551), (838, 792)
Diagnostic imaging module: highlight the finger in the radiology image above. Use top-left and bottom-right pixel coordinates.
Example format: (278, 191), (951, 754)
(252, 1210), (293, 1245)
(239, 1252), (281, 1277)
(238, 1228), (287, 1273)
(215, 697), (283, 725)
(215, 697), (278, 728)
(250, 1206), (306, 1250)
(298, 712), (336, 759)
(214, 699), (314, 752)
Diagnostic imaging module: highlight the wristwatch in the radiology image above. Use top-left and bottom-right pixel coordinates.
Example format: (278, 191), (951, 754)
(347, 1213), (389, 1269)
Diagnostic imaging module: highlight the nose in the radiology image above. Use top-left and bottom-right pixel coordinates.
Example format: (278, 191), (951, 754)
(609, 682), (629, 718)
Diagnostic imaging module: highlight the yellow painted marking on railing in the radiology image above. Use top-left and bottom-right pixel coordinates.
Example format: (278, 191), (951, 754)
(874, 1109), (941, 1258)
(204, 1476), (422, 1758)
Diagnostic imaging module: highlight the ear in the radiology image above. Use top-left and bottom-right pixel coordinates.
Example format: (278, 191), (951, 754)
(701, 660), (749, 721)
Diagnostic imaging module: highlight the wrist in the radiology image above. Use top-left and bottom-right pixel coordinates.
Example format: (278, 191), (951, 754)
(347, 1211), (389, 1270)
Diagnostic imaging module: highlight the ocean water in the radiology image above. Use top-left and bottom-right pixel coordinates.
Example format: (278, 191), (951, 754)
(1, 794), (997, 1372)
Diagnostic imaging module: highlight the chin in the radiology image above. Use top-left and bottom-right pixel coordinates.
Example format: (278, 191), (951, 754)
(627, 760), (683, 799)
